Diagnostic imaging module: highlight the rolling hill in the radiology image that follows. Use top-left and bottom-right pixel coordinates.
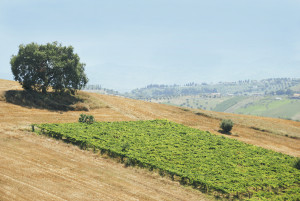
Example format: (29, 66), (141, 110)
(106, 78), (300, 121)
(0, 79), (299, 200)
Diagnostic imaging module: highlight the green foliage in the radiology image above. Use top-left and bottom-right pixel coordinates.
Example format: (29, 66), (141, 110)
(236, 97), (300, 121)
(10, 42), (88, 93)
(121, 142), (130, 152)
(213, 96), (247, 112)
(295, 158), (300, 170)
(125, 158), (135, 167)
(220, 119), (233, 133)
(78, 114), (95, 124)
(37, 120), (300, 200)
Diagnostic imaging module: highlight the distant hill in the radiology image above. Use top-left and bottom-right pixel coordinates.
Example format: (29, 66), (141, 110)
(120, 78), (300, 99)
(291, 83), (300, 93)
(102, 78), (300, 121)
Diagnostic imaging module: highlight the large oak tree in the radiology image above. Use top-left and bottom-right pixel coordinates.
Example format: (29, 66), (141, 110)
(10, 42), (88, 93)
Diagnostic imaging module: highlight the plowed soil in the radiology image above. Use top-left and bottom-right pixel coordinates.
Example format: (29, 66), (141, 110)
(1, 79), (299, 200)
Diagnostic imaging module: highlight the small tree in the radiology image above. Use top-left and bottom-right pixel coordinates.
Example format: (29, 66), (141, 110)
(10, 42), (88, 93)
(220, 119), (233, 133)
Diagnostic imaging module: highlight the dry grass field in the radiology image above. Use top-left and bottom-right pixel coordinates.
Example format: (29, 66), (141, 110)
(1, 79), (299, 200)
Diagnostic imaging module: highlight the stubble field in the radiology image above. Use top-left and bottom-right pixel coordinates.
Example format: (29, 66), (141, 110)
(1, 79), (299, 200)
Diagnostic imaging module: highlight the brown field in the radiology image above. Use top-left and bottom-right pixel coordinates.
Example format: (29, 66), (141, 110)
(1, 79), (300, 200)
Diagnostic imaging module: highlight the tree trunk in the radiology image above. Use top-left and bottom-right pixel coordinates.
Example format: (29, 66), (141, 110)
(42, 86), (47, 94)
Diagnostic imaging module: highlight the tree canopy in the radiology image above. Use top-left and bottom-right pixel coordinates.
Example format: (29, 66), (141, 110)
(10, 42), (88, 93)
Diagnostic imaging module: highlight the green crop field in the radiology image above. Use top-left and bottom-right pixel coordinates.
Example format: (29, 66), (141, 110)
(236, 97), (300, 120)
(156, 95), (230, 110)
(291, 83), (300, 92)
(213, 96), (247, 112)
(36, 120), (300, 200)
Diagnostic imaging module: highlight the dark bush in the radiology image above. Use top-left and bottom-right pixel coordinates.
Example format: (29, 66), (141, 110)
(79, 114), (95, 124)
(121, 142), (130, 152)
(295, 158), (300, 170)
(220, 119), (233, 133)
(125, 158), (135, 167)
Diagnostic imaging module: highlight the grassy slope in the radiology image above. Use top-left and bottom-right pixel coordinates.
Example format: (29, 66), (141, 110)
(213, 96), (247, 112)
(0, 79), (212, 201)
(1, 79), (300, 200)
(1, 87), (107, 111)
(163, 95), (300, 121)
(236, 97), (300, 120)
(157, 95), (229, 110)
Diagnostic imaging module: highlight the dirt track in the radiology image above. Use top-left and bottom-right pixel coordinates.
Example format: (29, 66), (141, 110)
(1, 79), (300, 200)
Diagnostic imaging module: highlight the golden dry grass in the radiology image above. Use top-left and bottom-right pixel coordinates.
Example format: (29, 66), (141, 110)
(0, 79), (299, 200)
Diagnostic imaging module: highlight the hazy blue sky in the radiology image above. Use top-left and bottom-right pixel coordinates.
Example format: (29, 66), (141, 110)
(1, 0), (300, 91)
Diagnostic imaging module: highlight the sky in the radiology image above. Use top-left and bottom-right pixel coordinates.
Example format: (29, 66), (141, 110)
(1, 0), (300, 92)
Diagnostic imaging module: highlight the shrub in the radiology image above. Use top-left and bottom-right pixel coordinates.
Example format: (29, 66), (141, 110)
(220, 119), (233, 133)
(79, 114), (95, 124)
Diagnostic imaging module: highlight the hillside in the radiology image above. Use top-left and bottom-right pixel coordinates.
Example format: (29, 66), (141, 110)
(121, 78), (300, 99)
(149, 95), (300, 121)
(85, 78), (300, 120)
(1, 79), (300, 200)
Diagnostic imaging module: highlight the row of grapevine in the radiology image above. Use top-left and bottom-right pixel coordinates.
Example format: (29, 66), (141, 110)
(36, 120), (300, 200)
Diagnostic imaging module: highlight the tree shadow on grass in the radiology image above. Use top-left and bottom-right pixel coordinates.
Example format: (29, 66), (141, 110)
(218, 130), (232, 135)
(4, 90), (85, 111)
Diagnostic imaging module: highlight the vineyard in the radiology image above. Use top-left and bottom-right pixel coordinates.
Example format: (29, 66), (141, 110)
(36, 120), (300, 200)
